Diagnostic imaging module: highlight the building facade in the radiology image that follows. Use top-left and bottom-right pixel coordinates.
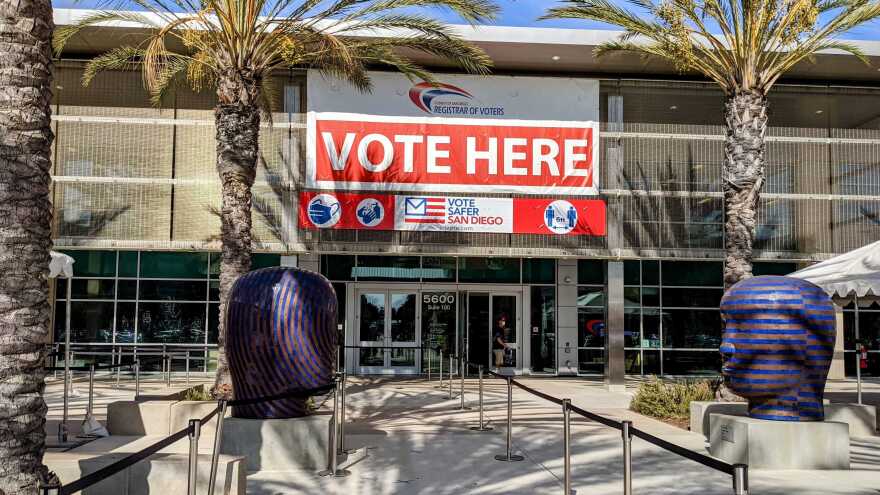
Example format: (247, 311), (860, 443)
(52, 10), (880, 382)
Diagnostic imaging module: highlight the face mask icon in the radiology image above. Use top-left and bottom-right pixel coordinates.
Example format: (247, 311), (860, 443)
(307, 195), (341, 227)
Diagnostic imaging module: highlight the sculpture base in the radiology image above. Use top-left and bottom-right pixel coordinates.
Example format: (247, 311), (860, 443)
(692, 401), (878, 438)
(709, 414), (850, 470)
(220, 415), (331, 472)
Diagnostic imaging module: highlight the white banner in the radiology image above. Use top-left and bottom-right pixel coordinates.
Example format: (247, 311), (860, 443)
(394, 196), (512, 233)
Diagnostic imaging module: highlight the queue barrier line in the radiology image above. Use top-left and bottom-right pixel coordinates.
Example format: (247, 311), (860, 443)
(477, 359), (744, 491)
(45, 382), (337, 495)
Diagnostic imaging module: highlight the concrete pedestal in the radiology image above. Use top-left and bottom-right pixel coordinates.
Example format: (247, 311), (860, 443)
(709, 414), (850, 470)
(220, 414), (331, 472)
(692, 401), (878, 438)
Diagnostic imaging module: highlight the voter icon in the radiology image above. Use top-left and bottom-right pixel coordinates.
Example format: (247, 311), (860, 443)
(544, 200), (577, 235)
(356, 198), (384, 227)
(307, 194), (341, 228)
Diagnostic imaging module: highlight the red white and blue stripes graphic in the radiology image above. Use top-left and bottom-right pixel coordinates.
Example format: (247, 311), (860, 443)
(226, 268), (337, 419)
(720, 276), (835, 421)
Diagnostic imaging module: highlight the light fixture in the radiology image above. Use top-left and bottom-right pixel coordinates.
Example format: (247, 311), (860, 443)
(564, 275), (573, 283)
(669, 105), (678, 110)
(551, 55), (561, 61)
(815, 109), (824, 114)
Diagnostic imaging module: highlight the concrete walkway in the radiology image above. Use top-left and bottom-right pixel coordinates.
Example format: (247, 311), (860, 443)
(249, 376), (880, 495)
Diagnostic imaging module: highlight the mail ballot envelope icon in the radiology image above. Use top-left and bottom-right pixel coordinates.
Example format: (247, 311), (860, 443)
(405, 197), (426, 215)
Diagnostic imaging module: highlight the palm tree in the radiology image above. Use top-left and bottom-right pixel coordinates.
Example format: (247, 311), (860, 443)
(544, 0), (880, 287)
(55, 0), (496, 397)
(0, 0), (59, 491)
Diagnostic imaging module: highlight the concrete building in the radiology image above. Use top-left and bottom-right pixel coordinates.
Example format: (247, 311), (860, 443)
(50, 9), (880, 387)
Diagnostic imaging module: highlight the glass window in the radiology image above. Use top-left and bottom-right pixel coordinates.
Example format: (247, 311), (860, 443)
(140, 252), (209, 279)
(68, 302), (114, 342)
(662, 288), (723, 308)
(118, 251), (138, 277)
(624, 308), (640, 347)
(523, 259), (556, 284)
(355, 256), (421, 281)
(663, 309), (722, 349)
(661, 261), (722, 286)
(578, 260), (605, 285)
(118, 280), (137, 300)
(624, 261), (640, 285)
(642, 260), (660, 285)
(625, 350), (642, 374)
(321, 255), (355, 281)
(359, 293), (385, 342)
(578, 305), (605, 348)
(251, 253), (280, 270)
(578, 348), (604, 374)
(577, 287), (605, 308)
(662, 351), (721, 375)
(209, 281), (219, 301)
(753, 262), (799, 276)
(56, 278), (67, 299)
(63, 250), (116, 277)
(116, 302), (136, 343)
(390, 293), (417, 342)
(421, 257), (457, 282)
(70, 279), (115, 300)
(459, 257), (520, 284)
(139, 280), (207, 301)
(859, 311), (880, 351)
(209, 253), (220, 279)
(138, 302), (207, 343)
(422, 291), (456, 362)
(642, 308), (662, 348)
(208, 303), (220, 344)
(530, 286), (556, 373)
(624, 287), (640, 307)
(642, 287), (660, 307)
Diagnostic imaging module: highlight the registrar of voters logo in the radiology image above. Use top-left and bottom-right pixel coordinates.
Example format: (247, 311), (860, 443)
(307, 193), (341, 228)
(408, 82), (504, 116)
(544, 200), (578, 235)
(356, 198), (385, 227)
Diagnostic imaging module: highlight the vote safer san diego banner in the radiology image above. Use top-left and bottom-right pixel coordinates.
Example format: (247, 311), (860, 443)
(298, 191), (606, 236)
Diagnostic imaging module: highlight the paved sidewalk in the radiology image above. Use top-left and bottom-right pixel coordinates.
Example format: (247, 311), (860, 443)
(250, 376), (880, 495)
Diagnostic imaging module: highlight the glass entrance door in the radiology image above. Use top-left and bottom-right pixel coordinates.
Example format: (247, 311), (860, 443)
(356, 290), (419, 374)
(467, 292), (521, 373)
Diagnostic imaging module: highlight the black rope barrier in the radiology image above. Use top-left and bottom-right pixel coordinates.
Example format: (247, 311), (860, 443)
(472, 359), (736, 476)
(59, 425), (193, 495)
(629, 426), (735, 475)
(227, 382), (336, 407)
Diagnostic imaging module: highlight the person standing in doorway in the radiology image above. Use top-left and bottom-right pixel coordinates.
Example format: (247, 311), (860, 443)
(493, 314), (510, 368)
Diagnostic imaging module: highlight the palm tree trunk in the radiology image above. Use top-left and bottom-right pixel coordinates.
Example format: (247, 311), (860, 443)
(212, 97), (260, 398)
(722, 89), (767, 288)
(0, 0), (57, 491)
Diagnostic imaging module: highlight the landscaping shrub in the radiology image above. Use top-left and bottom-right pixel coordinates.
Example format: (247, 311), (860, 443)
(630, 377), (720, 420)
(183, 384), (213, 401)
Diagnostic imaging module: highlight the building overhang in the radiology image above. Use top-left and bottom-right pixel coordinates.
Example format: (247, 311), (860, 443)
(54, 8), (880, 84)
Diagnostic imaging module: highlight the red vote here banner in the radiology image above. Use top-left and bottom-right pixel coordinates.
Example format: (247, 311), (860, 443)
(306, 113), (600, 196)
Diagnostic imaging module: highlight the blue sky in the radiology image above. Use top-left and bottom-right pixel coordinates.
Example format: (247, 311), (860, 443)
(51, 0), (880, 39)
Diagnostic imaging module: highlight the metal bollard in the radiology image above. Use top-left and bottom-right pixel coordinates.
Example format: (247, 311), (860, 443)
(338, 371), (350, 454)
(320, 377), (350, 477)
(622, 420), (633, 495)
(438, 350), (444, 388)
(856, 351), (863, 405)
(448, 355), (454, 399)
(471, 365), (493, 431)
(563, 399), (572, 495)
(732, 464), (749, 495)
(135, 359), (141, 401)
(459, 358), (469, 410)
(494, 376), (524, 462)
(188, 419), (201, 495)
(208, 400), (228, 495)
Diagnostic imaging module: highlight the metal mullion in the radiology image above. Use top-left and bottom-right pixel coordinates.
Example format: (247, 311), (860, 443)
(205, 254), (210, 374)
(112, 251), (118, 350)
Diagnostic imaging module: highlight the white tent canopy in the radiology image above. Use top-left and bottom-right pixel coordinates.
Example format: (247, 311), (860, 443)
(50, 251), (75, 279)
(790, 240), (880, 299)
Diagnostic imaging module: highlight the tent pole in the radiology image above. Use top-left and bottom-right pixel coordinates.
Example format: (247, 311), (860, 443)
(855, 296), (862, 405)
(62, 275), (72, 442)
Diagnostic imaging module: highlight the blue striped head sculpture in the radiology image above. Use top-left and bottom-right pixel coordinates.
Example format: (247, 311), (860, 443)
(226, 268), (337, 419)
(720, 276), (835, 421)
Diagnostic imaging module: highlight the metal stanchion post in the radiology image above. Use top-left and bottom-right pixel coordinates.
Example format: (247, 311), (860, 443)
(187, 419), (201, 495)
(162, 344), (167, 385)
(449, 354), (454, 399)
(856, 351), (863, 405)
(338, 372), (351, 454)
(459, 358), (469, 410)
(471, 365), (493, 431)
(135, 359), (141, 401)
(622, 420), (632, 495)
(320, 377), (350, 477)
(495, 376), (523, 462)
(732, 464), (749, 495)
(80, 363), (96, 434)
(563, 399), (572, 495)
(186, 350), (191, 385)
(438, 350), (443, 389)
(427, 348), (432, 382)
(115, 347), (122, 388)
(208, 400), (228, 495)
